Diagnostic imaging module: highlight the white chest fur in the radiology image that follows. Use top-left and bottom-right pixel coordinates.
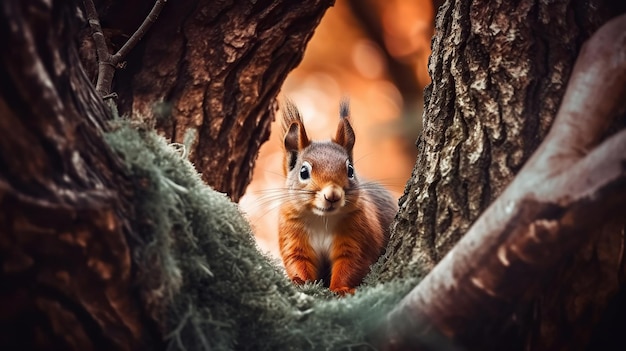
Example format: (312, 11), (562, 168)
(303, 214), (341, 259)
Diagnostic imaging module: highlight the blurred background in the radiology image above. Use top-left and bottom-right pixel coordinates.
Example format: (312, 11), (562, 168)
(240, 0), (436, 259)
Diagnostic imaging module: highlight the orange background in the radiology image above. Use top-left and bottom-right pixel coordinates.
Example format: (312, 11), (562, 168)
(240, 0), (435, 259)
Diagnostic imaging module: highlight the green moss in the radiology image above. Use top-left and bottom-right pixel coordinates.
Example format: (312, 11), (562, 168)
(104, 122), (420, 350)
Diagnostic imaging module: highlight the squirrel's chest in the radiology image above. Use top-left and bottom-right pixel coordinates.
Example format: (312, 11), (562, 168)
(303, 215), (341, 258)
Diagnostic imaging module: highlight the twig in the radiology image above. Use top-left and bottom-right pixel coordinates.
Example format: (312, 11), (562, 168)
(83, 0), (114, 95)
(82, 0), (167, 97)
(113, 0), (167, 63)
(370, 13), (626, 350)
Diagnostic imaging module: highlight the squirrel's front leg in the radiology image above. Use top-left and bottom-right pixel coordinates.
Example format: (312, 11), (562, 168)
(283, 251), (318, 285)
(279, 223), (319, 284)
(329, 235), (370, 295)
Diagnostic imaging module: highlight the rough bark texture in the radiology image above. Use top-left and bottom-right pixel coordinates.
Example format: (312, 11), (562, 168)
(0, 1), (148, 349)
(379, 0), (626, 350)
(90, 0), (333, 202)
(372, 14), (626, 350)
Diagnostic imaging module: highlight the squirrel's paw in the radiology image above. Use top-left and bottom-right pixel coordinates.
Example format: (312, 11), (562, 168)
(331, 286), (355, 296)
(292, 276), (306, 285)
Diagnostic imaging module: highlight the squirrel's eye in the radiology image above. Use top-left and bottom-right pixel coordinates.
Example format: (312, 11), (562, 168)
(299, 163), (311, 181)
(347, 163), (355, 179)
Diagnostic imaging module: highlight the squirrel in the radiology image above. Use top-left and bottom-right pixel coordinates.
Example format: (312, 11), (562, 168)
(277, 99), (397, 295)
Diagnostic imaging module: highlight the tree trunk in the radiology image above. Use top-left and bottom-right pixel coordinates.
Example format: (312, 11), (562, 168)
(378, 0), (626, 350)
(0, 0), (331, 349)
(84, 0), (333, 202)
(0, 1), (144, 348)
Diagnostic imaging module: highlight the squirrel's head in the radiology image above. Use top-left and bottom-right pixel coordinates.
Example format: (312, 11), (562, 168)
(281, 99), (357, 216)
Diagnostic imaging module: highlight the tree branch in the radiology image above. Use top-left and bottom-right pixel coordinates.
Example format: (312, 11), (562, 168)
(83, 0), (167, 97)
(113, 0), (167, 63)
(371, 13), (626, 350)
(83, 0), (114, 96)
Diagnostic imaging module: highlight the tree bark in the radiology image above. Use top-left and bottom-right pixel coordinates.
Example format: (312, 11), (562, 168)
(88, 0), (333, 202)
(0, 1), (146, 349)
(373, 13), (626, 350)
(378, 0), (626, 350)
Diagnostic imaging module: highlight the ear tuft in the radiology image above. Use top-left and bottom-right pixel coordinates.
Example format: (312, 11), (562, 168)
(339, 97), (350, 119)
(333, 99), (355, 157)
(281, 99), (303, 136)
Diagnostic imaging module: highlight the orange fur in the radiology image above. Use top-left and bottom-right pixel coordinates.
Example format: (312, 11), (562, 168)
(277, 100), (397, 296)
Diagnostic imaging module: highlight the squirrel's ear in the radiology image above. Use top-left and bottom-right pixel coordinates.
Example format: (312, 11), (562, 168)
(283, 122), (309, 172)
(283, 122), (310, 151)
(281, 100), (310, 173)
(281, 100), (310, 150)
(333, 99), (355, 156)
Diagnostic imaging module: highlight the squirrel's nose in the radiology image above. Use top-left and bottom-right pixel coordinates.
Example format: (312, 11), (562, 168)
(324, 193), (340, 203)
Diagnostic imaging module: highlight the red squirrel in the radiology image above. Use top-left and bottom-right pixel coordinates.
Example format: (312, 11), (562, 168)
(278, 100), (397, 295)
